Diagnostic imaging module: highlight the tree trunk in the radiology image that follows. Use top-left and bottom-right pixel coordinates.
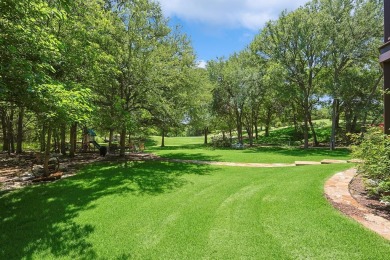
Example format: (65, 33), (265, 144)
(40, 122), (46, 152)
(264, 107), (272, 137)
(308, 113), (318, 147)
(247, 126), (253, 147)
(345, 107), (354, 134)
(351, 115), (358, 133)
(302, 96), (311, 149)
(330, 99), (338, 150)
(54, 128), (60, 153)
(7, 107), (15, 154)
(1, 107), (8, 152)
(254, 120), (259, 140)
(335, 102), (340, 129)
(291, 103), (298, 133)
(69, 123), (77, 157)
(119, 127), (126, 157)
(53, 128), (57, 153)
(265, 126), (270, 137)
(161, 129), (165, 147)
(236, 109), (243, 144)
(109, 128), (114, 152)
(303, 114), (309, 149)
(60, 123), (66, 155)
(43, 125), (52, 177)
(16, 107), (24, 154)
(348, 115), (357, 134)
(249, 111), (255, 147)
(204, 127), (208, 145)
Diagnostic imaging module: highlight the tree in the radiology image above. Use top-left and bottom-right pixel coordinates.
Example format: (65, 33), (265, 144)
(31, 83), (92, 175)
(186, 67), (214, 144)
(256, 61), (287, 138)
(252, 4), (329, 148)
(318, 0), (382, 148)
(0, 0), (65, 153)
(146, 26), (196, 146)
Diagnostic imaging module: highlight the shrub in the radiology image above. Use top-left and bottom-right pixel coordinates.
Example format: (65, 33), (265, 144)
(352, 127), (390, 202)
(211, 135), (231, 148)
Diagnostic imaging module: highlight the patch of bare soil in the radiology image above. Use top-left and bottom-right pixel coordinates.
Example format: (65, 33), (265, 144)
(349, 174), (390, 221)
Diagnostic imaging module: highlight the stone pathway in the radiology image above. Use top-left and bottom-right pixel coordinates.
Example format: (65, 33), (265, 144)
(162, 158), (295, 167)
(324, 168), (390, 240)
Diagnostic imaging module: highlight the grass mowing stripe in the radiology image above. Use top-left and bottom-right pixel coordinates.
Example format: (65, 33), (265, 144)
(1, 162), (390, 259)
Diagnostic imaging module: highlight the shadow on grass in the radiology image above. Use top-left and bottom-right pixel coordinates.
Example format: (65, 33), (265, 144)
(0, 160), (213, 259)
(154, 152), (222, 162)
(149, 144), (210, 151)
(242, 146), (351, 158)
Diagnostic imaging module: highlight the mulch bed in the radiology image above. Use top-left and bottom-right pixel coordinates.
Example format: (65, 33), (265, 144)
(349, 174), (390, 221)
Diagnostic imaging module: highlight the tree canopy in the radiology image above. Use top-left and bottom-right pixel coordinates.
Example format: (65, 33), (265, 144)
(0, 0), (385, 160)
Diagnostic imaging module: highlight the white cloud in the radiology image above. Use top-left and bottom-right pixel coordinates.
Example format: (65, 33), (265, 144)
(196, 60), (207, 69)
(157, 0), (310, 30)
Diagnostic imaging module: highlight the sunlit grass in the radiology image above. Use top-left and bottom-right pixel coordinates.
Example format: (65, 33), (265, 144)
(147, 135), (206, 146)
(147, 136), (351, 163)
(1, 162), (389, 259)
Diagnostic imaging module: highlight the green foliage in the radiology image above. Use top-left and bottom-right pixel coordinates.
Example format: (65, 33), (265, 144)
(32, 84), (92, 124)
(250, 0), (383, 147)
(0, 0), (384, 154)
(352, 127), (390, 201)
(0, 0), (63, 106)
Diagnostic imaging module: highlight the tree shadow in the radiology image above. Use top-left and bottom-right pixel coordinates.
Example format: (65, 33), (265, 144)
(150, 144), (210, 151)
(0, 160), (213, 259)
(153, 152), (222, 162)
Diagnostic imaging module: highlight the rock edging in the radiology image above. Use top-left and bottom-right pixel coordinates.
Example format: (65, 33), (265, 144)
(324, 168), (390, 240)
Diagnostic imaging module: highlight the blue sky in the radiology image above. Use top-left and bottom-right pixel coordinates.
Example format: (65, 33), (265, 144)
(158, 0), (310, 66)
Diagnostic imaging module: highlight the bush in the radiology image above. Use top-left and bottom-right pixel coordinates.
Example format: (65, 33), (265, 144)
(211, 135), (231, 148)
(352, 127), (390, 202)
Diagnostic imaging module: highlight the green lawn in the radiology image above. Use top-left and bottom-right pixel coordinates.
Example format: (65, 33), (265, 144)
(147, 136), (351, 163)
(1, 161), (389, 259)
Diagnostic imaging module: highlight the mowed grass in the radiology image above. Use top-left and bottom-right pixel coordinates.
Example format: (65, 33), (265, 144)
(147, 136), (351, 163)
(1, 161), (390, 259)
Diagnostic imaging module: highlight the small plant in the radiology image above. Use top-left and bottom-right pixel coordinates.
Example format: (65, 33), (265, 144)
(352, 127), (390, 202)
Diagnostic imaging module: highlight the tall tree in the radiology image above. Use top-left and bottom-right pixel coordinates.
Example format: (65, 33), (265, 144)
(187, 67), (214, 144)
(318, 0), (382, 147)
(0, 0), (65, 152)
(252, 4), (328, 148)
